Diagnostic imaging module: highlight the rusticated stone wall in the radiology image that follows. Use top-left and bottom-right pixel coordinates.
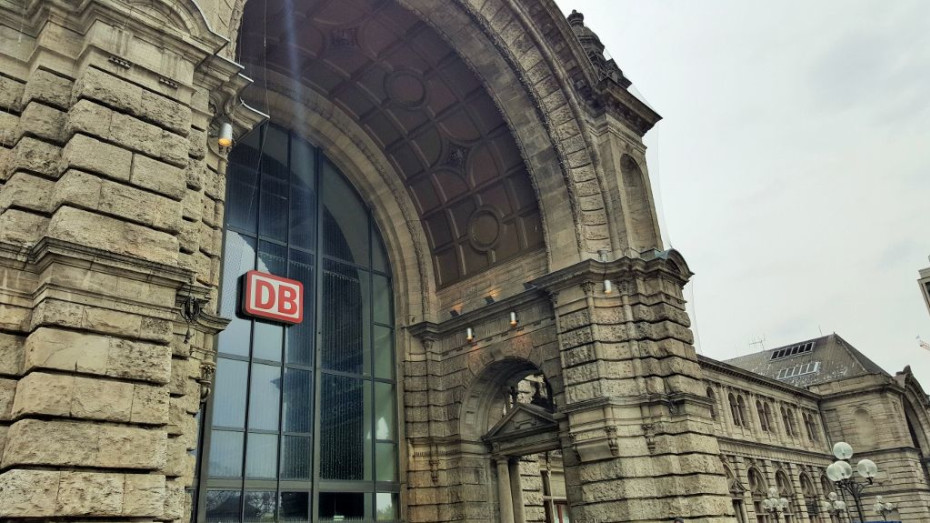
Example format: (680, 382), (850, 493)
(0, 0), (261, 519)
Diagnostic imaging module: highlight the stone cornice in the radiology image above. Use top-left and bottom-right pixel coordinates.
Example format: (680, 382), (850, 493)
(529, 249), (693, 295)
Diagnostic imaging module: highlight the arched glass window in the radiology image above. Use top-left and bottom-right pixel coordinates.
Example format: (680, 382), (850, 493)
(729, 394), (742, 427)
(201, 124), (398, 522)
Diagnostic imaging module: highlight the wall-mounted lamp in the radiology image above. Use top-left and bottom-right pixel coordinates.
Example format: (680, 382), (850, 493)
(465, 327), (475, 343)
(218, 122), (234, 148)
(509, 311), (518, 327)
(603, 279), (613, 294)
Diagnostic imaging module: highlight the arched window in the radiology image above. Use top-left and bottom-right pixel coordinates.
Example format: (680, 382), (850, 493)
(203, 125), (399, 521)
(730, 394), (743, 426)
(782, 407), (798, 437)
(775, 470), (794, 522)
(738, 396), (750, 430)
(707, 387), (718, 420)
(804, 412), (821, 443)
(763, 403), (774, 433)
(757, 401), (769, 432)
(748, 468), (768, 523)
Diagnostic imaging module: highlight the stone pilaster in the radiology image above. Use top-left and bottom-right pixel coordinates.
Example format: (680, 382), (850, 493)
(534, 251), (733, 522)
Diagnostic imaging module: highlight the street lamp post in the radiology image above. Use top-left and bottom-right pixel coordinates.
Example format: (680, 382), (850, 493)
(821, 492), (848, 522)
(762, 486), (790, 522)
(873, 495), (896, 522)
(826, 442), (879, 523)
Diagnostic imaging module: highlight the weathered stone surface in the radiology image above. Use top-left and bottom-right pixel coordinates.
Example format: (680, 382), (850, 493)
(7, 136), (60, 178)
(130, 153), (187, 201)
(22, 69), (71, 109)
(46, 206), (179, 265)
(0, 378), (15, 420)
(0, 112), (17, 146)
(0, 332), (24, 377)
(66, 99), (188, 167)
(0, 171), (55, 213)
(18, 102), (67, 143)
(23, 327), (171, 384)
(70, 376), (134, 421)
(0, 208), (48, 246)
(131, 383), (170, 425)
(0, 75), (25, 112)
(11, 372), (73, 418)
(2, 419), (166, 470)
(60, 133), (133, 181)
(54, 170), (182, 233)
(73, 67), (191, 136)
(123, 474), (165, 517)
(0, 469), (59, 517)
(56, 471), (123, 516)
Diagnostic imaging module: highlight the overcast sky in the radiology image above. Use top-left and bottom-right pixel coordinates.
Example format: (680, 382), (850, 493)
(556, 1), (930, 383)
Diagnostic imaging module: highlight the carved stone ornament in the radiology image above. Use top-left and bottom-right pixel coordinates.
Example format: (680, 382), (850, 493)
(199, 361), (217, 403)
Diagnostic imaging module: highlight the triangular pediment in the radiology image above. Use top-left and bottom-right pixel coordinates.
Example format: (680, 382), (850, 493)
(484, 403), (558, 442)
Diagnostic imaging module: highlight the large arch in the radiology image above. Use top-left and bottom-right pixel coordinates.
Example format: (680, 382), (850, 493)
(224, 0), (621, 277)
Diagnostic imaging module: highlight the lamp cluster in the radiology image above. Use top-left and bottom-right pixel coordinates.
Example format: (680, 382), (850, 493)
(824, 442), (884, 523)
(761, 487), (790, 521)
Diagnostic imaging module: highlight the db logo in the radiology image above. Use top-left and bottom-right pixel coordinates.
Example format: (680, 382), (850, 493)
(242, 270), (304, 324)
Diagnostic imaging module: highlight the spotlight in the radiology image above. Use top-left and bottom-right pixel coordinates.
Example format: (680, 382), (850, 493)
(466, 327), (474, 343)
(509, 311), (518, 327)
(603, 279), (613, 294)
(218, 122), (234, 148)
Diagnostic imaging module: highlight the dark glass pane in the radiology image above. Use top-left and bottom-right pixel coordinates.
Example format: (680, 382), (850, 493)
(245, 433), (278, 479)
(373, 326), (393, 380)
(243, 490), (276, 522)
(226, 163), (259, 234)
(280, 435), (312, 479)
(290, 138), (317, 250)
(320, 374), (371, 480)
(321, 260), (369, 375)
(376, 493), (399, 521)
(248, 364), (281, 431)
(319, 492), (367, 522)
(206, 490), (242, 522)
(286, 249), (314, 365)
(213, 358), (248, 428)
(372, 227), (388, 273)
(207, 430), (243, 478)
(322, 162), (369, 264)
(374, 382), (395, 441)
(375, 442), (396, 482)
(280, 492), (310, 521)
(253, 321), (283, 362)
(257, 240), (287, 275)
(372, 274), (391, 325)
(260, 126), (289, 241)
(283, 368), (312, 433)
(218, 233), (255, 357)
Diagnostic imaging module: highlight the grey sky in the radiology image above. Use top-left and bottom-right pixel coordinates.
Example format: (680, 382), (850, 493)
(557, 1), (930, 382)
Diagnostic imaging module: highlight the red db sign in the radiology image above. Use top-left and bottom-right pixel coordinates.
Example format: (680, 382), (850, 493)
(242, 270), (304, 324)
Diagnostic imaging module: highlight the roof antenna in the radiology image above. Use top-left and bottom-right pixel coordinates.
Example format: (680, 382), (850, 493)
(818, 325), (823, 336)
(749, 336), (766, 351)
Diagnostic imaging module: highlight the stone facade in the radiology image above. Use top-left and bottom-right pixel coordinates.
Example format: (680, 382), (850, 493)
(0, 1), (928, 522)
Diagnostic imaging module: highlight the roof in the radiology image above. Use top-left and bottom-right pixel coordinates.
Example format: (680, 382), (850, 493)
(723, 334), (889, 388)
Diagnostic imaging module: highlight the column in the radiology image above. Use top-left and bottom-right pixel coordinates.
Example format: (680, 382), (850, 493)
(498, 458), (516, 523)
(510, 458), (526, 523)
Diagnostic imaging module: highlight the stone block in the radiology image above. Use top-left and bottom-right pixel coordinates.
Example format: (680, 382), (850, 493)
(0, 208), (49, 246)
(8, 136), (60, 178)
(0, 332), (24, 376)
(181, 189), (202, 221)
(23, 69), (71, 109)
(0, 378), (15, 420)
(0, 111), (17, 147)
(66, 99), (188, 167)
(74, 67), (190, 136)
(71, 375), (134, 422)
(0, 171), (55, 213)
(23, 327), (171, 384)
(131, 383), (170, 425)
(12, 372), (73, 418)
(2, 418), (166, 470)
(131, 153), (187, 201)
(0, 469), (60, 517)
(163, 478), (184, 520)
(123, 473), (165, 517)
(60, 133), (132, 181)
(47, 206), (179, 265)
(18, 102), (67, 143)
(56, 471), (123, 516)
(54, 170), (182, 233)
(0, 75), (25, 112)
